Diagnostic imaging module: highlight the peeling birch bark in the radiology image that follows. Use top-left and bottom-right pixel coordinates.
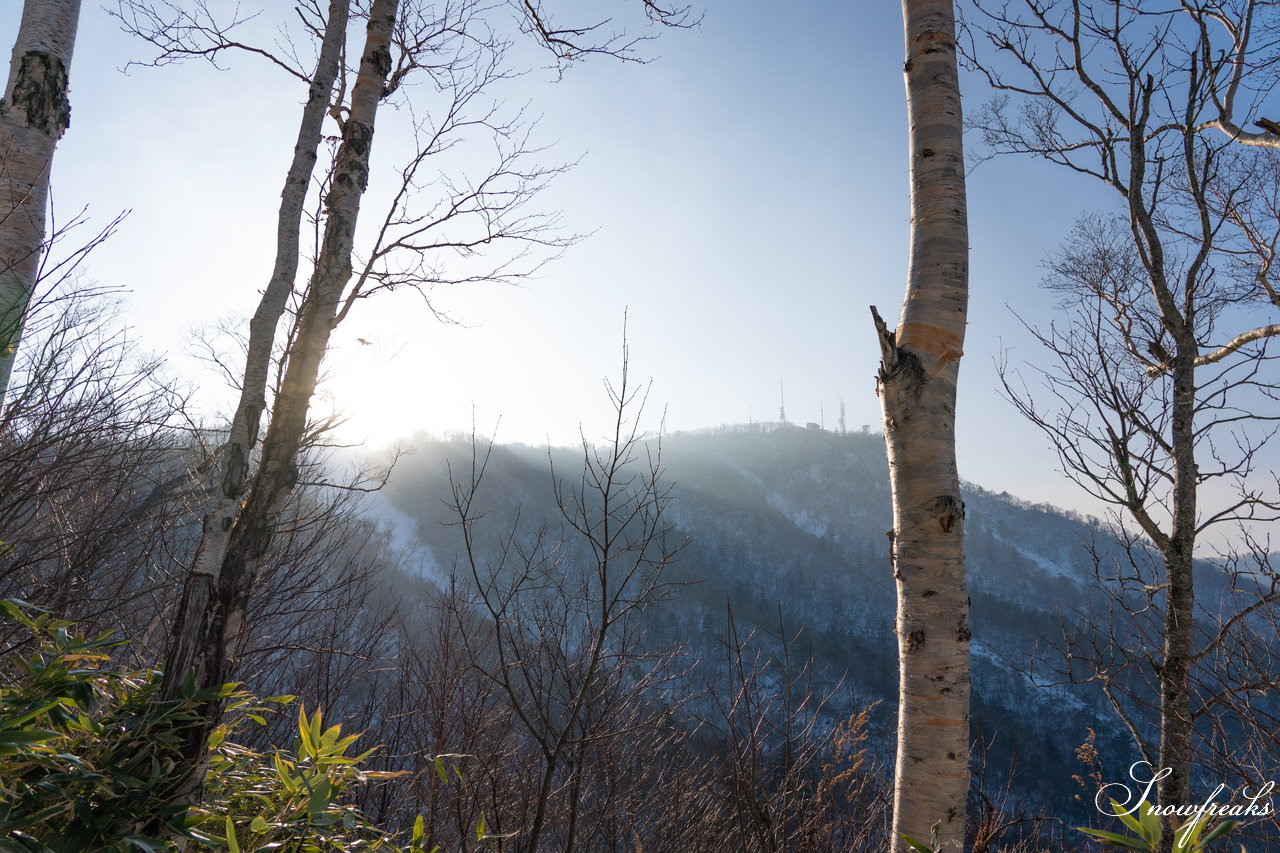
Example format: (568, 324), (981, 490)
(157, 0), (375, 809)
(0, 0), (81, 404)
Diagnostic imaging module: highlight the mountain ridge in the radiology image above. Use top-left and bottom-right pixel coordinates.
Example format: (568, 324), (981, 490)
(375, 421), (1154, 817)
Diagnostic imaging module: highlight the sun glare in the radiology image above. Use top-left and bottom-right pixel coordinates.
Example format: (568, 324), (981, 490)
(317, 344), (422, 449)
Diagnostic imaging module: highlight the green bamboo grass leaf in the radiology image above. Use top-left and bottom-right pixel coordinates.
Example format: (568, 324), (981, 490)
(0, 598), (42, 626)
(272, 751), (294, 785)
(296, 707), (314, 757)
(0, 728), (61, 748)
(225, 816), (240, 853)
(306, 778), (333, 819)
(320, 723), (343, 749)
(1178, 815), (1208, 850)
(1110, 800), (1149, 837)
(900, 833), (937, 853)
(900, 821), (944, 853)
(1076, 826), (1153, 852)
(0, 700), (64, 731)
(0, 599), (425, 850)
(308, 708), (323, 749)
(1196, 819), (1238, 848)
(1137, 801), (1161, 844)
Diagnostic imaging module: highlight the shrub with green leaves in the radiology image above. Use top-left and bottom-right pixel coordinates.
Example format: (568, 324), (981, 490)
(0, 598), (219, 851)
(184, 705), (435, 852)
(1077, 799), (1239, 853)
(0, 600), (439, 852)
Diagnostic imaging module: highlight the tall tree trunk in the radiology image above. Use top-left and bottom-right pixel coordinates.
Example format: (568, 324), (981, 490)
(159, 0), (349, 705)
(874, 1), (970, 849)
(0, 0), (81, 405)
(159, 0), (400, 806)
(1156, 348), (1197, 853)
(1125, 116), (1199, 852)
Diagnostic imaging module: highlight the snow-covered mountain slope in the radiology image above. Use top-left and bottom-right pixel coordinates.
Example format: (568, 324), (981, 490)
(378, 423), (1170, 812)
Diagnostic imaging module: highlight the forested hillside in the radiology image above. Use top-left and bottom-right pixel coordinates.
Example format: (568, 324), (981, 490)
(3, 301), (1277, 849)
(5, 0), (1280, 850)
(380, 423), (1150, 815)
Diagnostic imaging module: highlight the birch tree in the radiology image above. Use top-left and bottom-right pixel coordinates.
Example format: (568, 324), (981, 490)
(872, 1), (971, 849)
(109, 0), (697, 815)
(110, 0), (360, 806)
(0, 0), (82, 405)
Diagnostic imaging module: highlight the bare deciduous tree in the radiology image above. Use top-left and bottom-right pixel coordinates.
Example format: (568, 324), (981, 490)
(965, 2), (1280, 847)
(700, 605), (887, 852)
(448, 353), (683, 853)
(0, 218), (192, 652)
(148, 1), (394, 805)
(101, 0), (700, 813)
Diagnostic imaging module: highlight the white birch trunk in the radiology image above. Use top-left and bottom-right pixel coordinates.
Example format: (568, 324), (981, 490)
(160, 0), (350, 704)
(0, 0), (81, 404)
(875, 1), (971, 849)
(159, 0), (399, 810)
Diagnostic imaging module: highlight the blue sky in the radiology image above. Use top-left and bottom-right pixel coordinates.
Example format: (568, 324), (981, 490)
(2, 1), (1121, 514)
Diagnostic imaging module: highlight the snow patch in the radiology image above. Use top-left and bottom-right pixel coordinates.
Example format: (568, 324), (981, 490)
(363, 491), (450, 588)
(766, 490), (828, 538)
(989, 528), (1079, 582)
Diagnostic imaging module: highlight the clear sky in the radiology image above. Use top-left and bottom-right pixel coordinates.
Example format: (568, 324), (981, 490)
(2, 1), (1123, 515)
